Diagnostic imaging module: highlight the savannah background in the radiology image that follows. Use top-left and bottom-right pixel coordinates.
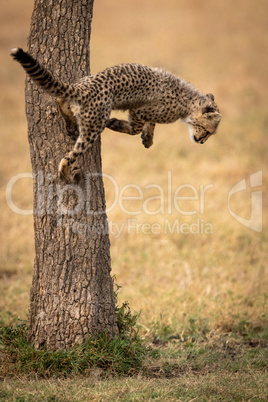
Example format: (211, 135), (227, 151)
(0, 0), (267, 400)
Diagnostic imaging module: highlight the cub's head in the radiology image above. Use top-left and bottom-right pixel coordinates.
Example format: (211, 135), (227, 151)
(183, 93), (221, 144)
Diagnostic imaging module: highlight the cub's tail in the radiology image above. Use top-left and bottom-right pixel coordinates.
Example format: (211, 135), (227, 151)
(10, 48), (74, 98)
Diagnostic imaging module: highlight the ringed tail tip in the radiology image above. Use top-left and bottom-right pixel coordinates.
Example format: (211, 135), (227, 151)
(10, 47), (25, 60)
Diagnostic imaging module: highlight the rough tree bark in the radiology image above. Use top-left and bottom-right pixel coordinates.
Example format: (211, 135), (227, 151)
(26, 0), (118, 350)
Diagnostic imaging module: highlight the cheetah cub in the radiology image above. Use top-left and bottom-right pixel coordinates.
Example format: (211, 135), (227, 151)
(11, 48), (221, 184)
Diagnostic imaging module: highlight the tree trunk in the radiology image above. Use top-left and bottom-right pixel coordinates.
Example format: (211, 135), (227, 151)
(26, 0), (118, 350)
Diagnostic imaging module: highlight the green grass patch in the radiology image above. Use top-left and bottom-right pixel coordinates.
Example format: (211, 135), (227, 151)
(0, 316), (156, 378)
(0, 289), (158, 378)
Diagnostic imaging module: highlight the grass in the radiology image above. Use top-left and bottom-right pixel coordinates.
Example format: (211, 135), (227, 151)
(0, 319), (152, 379)
(1, 315), (267, 400)
(1, 0), (268, 399)
(1, 375), (267, 401)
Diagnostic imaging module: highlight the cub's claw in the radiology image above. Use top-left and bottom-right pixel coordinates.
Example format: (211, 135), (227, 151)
(58, 158), (81, 184)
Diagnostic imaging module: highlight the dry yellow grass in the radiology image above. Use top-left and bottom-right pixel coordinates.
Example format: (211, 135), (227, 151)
(0, 0), (267, 350)
(0, 0), (267, 399)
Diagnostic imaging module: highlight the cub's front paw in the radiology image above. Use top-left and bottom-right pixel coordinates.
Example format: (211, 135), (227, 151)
(141, 133), (153, 149)
(58, 158), (82, 184)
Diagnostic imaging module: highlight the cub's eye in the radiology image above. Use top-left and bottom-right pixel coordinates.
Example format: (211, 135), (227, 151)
(202, 106), (215, 114)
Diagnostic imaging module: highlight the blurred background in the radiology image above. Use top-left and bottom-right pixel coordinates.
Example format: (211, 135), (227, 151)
(0, 0), (267, 336)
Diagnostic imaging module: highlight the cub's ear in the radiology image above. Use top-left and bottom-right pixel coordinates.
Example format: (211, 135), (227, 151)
(206, 93), (215, 101)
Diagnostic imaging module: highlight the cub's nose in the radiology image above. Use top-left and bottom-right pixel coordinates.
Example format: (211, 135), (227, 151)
(193, 135), (204, 144)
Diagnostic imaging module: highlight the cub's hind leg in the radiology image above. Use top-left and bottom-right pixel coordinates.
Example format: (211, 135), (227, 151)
(141, 122), (155, 149)
(59, 103), (111, 183)
(59, 125), (89, 184)
(57, 98), (78, 141)
(59, 115), (108, 183)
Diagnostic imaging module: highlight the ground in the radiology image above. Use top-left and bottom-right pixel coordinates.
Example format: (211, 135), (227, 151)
(0, 0), (267, 400)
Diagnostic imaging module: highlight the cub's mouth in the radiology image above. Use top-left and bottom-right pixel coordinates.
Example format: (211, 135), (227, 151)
(193, 131), (211, 144)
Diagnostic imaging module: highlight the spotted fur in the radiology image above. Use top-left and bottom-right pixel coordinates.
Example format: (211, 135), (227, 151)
(10, 47), (221, 183)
